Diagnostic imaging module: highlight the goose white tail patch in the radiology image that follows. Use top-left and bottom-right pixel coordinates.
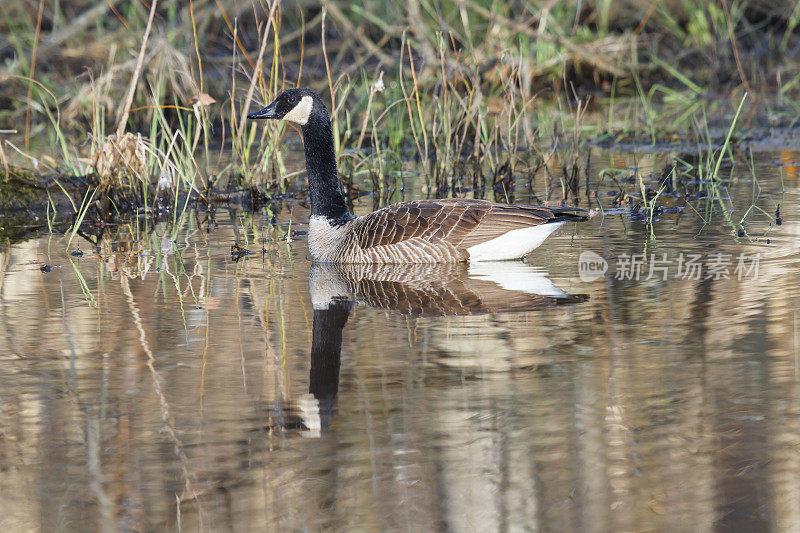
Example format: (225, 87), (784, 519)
(283, 95), (313, 125)
(468, 262), (568, 298)
(467, 221), (565, 262)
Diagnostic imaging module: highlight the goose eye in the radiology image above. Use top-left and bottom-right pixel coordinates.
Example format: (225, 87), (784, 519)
(287, 96), (296, 104)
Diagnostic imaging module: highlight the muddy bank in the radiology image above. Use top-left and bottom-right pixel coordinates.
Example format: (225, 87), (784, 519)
(0, 165), (288, 244)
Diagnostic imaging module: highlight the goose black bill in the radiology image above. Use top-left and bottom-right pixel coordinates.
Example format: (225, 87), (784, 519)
(247, 102), (277, 120)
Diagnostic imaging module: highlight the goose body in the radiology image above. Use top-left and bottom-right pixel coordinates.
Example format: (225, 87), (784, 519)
(248, 88), (585, 263)
(308, 199), (581, 263)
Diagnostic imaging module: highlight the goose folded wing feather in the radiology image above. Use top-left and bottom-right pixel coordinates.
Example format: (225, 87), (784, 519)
(355, 199), (557, 251)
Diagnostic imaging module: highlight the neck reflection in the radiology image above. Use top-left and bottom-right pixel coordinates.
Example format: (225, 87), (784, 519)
(307, 300), (351, 433)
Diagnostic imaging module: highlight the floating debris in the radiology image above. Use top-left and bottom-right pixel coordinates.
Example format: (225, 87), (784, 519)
(230, 244), (253, 262)
(70, 249), (84, 257)
(40, 264), (52, 272)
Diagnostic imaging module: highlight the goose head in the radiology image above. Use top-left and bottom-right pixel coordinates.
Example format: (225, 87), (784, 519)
(247, 88), (351, 223)
(246, 88), (326, 126)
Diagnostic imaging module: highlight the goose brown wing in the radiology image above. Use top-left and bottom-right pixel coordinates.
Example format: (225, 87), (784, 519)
(449, 201), (560, 248)
(355, 198), (559, 251)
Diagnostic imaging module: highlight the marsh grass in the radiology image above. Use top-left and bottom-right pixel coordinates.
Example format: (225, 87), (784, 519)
(0, 0), (798, 241)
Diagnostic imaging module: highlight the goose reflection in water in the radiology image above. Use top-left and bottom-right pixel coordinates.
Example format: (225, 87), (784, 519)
(296, 262), (588, 436)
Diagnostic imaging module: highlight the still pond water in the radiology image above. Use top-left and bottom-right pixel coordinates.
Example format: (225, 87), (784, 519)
(1, 147), (800, 531)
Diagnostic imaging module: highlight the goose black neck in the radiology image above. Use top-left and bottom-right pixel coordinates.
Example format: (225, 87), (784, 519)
(301, 114), (352, 224)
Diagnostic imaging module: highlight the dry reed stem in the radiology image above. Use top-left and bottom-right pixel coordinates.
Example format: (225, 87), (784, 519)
(229, 20), (238, 160)
(324, 2), (393, 65)
(4, 139), (56, 171)
(24, 0), (45, 152)
(236, 0), (281, 152)
(322, 8), (336, 133)
(462, 0), (630, 77)
(214, 0), (255, 69)
(0, 138), (9, 176)
(297, 10), (306, 86)
(355, 71), (384, 155)
(0, 2), (111, 79)
(407, 41), (430, 172)
(189, 0), (211, 170)
(116, 0), (158, 137)
(399, 32), (427, 178)
(720, 0), (758, 123)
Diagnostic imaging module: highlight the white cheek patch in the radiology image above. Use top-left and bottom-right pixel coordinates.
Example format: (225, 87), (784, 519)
(282, 95), (313, 125)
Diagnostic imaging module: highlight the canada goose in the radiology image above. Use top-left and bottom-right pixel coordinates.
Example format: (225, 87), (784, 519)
(248, 88), (586, 263)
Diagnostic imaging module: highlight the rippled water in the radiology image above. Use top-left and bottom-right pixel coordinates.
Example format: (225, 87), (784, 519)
(1, 147), (799, 531)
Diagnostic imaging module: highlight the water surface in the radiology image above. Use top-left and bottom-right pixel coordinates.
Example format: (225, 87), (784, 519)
(1, 148), (799, 531)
